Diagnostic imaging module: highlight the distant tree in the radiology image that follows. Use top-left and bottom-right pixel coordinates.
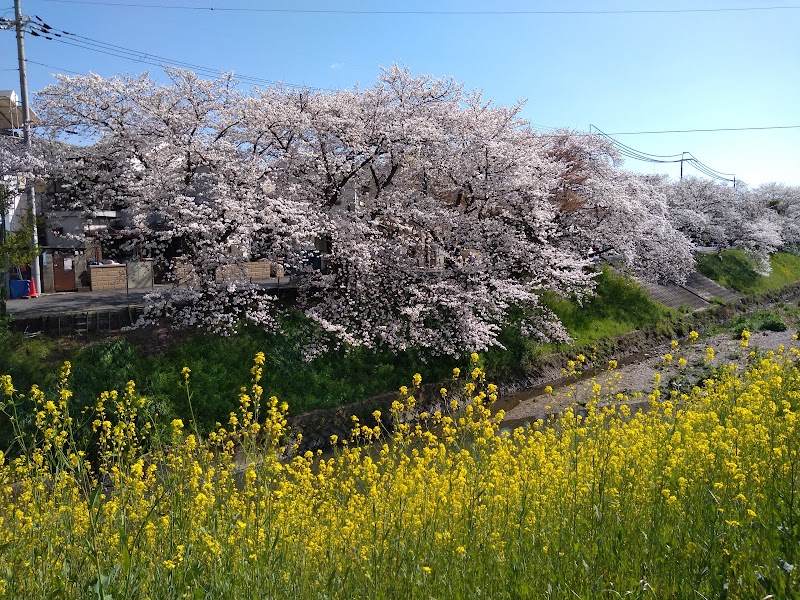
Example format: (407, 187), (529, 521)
(544, 132), (695, 283)
(37, 70), (314, 334)
(754, 182), (800, 252)
(664, 177), (781, 274)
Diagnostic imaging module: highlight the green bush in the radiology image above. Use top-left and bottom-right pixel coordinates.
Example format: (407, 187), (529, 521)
(729, 310), (788, 338)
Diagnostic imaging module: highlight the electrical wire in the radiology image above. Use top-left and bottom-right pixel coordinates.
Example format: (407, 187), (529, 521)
(39, 1), (800, 15)
(20, 21), (800, 133)
(586, 126), (736, 182)
(684, 152), (735, 178)
(16, 19), (789, 184)
(26, 59), (83, 75)
(606, 125), (800, 134)
(682, 157), (734, 182)
(685, 158), (735, 182)
(24, 20), (334, 91)
(591, 125), (684, 163)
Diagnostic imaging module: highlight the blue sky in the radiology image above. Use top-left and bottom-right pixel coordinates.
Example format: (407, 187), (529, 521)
(2, 0), (798, 186)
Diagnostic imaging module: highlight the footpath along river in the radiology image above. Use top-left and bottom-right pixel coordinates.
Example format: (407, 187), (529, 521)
(291, 325), (799, 456)
(497, 328), (798, 430)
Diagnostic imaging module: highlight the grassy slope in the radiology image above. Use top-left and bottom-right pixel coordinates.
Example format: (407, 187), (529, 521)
(696, 249), (800, 295)
(546, 267), (673, 347)
(476, 268), (673, 376)
(0, 320), (453, 435)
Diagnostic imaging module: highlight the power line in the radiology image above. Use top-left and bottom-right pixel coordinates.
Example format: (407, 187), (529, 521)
(40, 1), (800, 15)
(18, 22), (800, 133)
(536, 125), (800, 137)
(684, 159), (735, 183)
(24, 20), (334, 91)
(590, 125), (735, 183)
(11, 19), (790, 185)
(683, 152), (734, 178)
(591, 126), (684, 163)
(606, 125), (800, 135)
(25, 58), (83, 75)
(24, 23), (799, 143)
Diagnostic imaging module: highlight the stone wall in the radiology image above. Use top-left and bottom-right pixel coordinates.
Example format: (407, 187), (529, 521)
(174, 260), (283, 285)
(174, 263), (198, 286)
(89, 264), (127, 291)
(215, 264), (249, 282)
(247, 260), (271, 280)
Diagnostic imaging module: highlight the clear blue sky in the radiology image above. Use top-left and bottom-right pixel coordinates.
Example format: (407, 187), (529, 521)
(2, 0), (799, 186)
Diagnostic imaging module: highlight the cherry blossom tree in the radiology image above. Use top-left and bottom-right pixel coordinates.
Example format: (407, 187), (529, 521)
(37, 69), (315, 332)
(543, 132), (695, 283)
(755, 182), (800, 252)
(36, 67), (602, 352)
(238, 67), (594, 353)
(664, 177), (781, 274)
(36, 66), (786, 354)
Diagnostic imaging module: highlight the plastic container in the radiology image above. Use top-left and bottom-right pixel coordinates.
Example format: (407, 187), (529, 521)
(9, 279), (31, 299)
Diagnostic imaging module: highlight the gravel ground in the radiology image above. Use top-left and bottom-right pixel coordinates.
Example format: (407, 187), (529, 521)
(502, 328), (799, 425)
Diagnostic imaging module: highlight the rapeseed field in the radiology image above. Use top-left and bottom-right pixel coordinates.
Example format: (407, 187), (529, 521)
(1, 345), (798, 598)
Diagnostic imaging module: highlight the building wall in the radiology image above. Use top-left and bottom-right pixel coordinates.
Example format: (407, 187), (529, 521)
(43, 211), (85, 249)
(2, 176), (25, 232)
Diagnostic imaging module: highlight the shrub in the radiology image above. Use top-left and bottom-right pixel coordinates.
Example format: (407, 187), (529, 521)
(729, 310), (788, 338)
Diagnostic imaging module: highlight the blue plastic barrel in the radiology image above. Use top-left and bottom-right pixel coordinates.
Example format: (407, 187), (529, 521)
(9, 280), (31, 299)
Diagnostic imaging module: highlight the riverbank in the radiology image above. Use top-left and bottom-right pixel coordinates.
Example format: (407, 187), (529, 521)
(502, 328), (797, 426)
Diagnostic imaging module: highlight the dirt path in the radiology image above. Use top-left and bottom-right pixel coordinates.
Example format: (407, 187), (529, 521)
(502, 329), (798, 425)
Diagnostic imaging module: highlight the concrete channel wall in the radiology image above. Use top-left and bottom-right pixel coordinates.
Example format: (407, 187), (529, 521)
(9, 306), (145, 336)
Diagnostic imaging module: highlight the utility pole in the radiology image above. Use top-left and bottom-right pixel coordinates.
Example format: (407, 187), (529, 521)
(1, 190), (8, 316)
(14, 0), (41, 297)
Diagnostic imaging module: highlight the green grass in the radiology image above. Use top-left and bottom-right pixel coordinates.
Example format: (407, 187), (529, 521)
(696, 249), (800, 294)
(482, 268), (674, 376)
(0, 268), (672, 444)
(545, 267), (674, 347)
(0, 313), (455, 444)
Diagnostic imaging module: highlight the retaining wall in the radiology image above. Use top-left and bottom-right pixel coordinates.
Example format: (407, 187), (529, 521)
(89, 264), (127, 291)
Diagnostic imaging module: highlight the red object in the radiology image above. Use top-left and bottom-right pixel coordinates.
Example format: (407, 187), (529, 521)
(27, 277), (38, 298)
